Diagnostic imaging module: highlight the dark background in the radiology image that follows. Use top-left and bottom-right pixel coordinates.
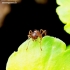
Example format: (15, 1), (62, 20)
(0, 0), (70, 69)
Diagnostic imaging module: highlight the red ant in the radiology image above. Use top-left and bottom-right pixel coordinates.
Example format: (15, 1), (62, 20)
(26, 29), (47, 51)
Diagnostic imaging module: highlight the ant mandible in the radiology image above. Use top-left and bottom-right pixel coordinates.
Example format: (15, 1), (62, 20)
(26, 29), (47, 51)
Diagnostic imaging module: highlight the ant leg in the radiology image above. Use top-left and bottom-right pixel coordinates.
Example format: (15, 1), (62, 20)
(38, 35), (42, 51)
(27, 34), (31, 41)
(29, 30), (32, 35)
(32, 39), (35, 41)
(40, 29), (46, 51)
(39, 37), (42, 51)
(40, 29), (44, 34)
(41, 30), (47, 36)
(40, 29), (47, 36)
(26, 35), (31, 50)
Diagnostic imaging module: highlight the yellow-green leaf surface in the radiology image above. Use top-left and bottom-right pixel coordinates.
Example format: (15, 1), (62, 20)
(6, 36), (70, 70)
(56, 0), (70, 34)
(56, 0), (70, 5)
(56, 5), (70, 24)
(64, 23), (70, 34)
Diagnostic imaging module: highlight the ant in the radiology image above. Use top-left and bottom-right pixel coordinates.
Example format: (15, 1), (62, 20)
(26, 29), (47, 51)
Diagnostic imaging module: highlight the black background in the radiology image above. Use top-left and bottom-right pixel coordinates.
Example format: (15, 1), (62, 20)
(0, 0), (70, 69)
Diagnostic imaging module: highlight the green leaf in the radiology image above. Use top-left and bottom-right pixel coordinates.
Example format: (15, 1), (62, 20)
(58, 50), (70, 70)
(56, 0), (70, 5)
(56, 0), (70, 34)
(67, 45), (70, 50)
(6, 36), (70, 70)
(64, 23), (70, 34)
(56, 5), (70, 24)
